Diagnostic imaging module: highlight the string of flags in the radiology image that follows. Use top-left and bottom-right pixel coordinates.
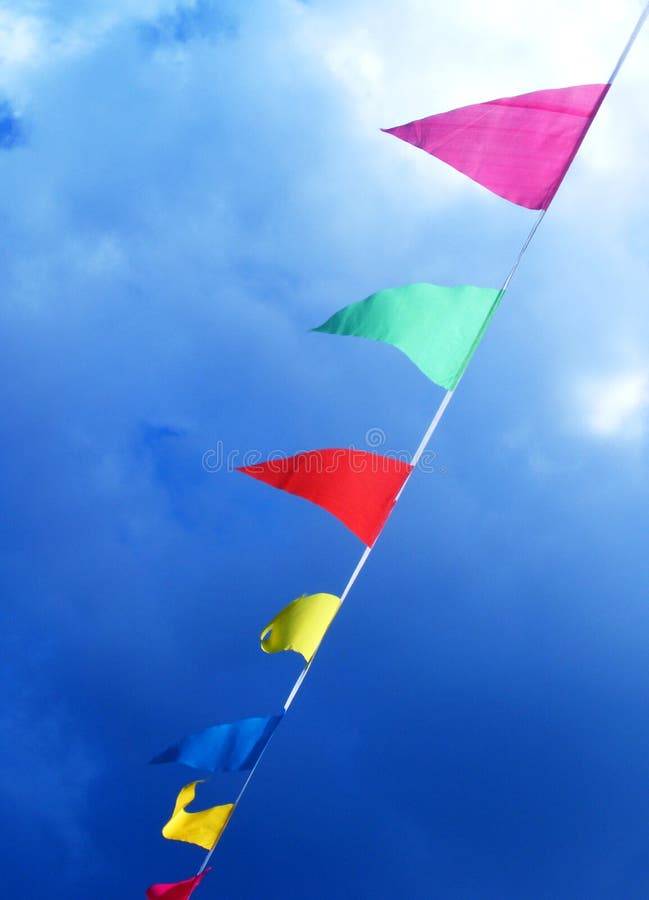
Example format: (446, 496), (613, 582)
(145, 7), (649, 895)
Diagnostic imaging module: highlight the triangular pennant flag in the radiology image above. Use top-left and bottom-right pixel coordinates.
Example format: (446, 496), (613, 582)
(237, 449), (413, 546)
(261, 593), (342, 662)
(150, 715), (282, 772)
(383, 84), (609, 209)
(146, 869), (210, 900)
(313, 283), (502, 389)
(162, 781), (234, 850)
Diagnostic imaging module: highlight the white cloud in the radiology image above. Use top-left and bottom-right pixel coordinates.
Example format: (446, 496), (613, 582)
(576, 369), (649, 440)
(291, 0), (641, 115)
(0, 1), (179, 94)
(0, 9), (44, 73)
(0, 8), (41, 60)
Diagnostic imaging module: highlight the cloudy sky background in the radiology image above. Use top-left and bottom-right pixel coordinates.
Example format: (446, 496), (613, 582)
(2, 1), (649, 896)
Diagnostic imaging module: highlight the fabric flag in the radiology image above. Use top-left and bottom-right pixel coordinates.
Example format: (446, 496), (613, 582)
(237, 449), (413, 546)
(150, 715), (282, 772)
(261, 593), (342, 662)
(313, 283), (502, 390)
(162, 781), (234, 850)
(383, 83), (609, 209)
(146, 870), (210, 900)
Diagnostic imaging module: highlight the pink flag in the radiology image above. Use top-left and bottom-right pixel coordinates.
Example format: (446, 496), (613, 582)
(383, 84), (609, 209)
(146, 870), (209, 900)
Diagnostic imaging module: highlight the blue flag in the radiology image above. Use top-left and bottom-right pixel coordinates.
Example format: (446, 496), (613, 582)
(150, 715), (283, 772)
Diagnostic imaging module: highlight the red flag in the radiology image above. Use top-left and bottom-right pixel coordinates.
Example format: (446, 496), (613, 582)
(383, 84), (609, 210)
(146, 870), (209, 900)
(237, 449), (413, 546)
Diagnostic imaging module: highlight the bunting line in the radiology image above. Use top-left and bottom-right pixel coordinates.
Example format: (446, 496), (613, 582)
(610, 2), (649, 82)
(151, 4), (649, 891)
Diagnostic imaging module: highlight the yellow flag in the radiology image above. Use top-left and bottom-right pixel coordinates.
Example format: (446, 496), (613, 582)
(260, 593), (341, 662)
(162, 781), (234, 851)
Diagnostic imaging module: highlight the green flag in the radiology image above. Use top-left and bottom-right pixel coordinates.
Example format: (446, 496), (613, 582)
(312, 283), (503, 390)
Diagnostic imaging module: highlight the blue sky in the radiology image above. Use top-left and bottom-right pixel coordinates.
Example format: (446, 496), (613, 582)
(1, 1), (649, 897)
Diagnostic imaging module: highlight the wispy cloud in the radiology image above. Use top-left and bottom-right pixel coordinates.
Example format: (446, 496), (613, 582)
(576, 369), (649, 441)
(139, 0), (237, 47)
(0, 649), (103, 861)
(0, 9), (43, 69)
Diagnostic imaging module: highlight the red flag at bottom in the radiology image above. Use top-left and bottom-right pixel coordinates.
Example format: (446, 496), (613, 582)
(146, 869), (210, 900)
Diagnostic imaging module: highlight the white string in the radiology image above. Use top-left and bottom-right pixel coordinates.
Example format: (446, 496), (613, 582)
(192, 2), (649, 879)
(609, 1), (649, 83)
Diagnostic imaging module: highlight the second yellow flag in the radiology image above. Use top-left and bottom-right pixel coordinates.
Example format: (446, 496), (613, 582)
(162, 781), (234, 851)
(260, 593), (341, 662)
